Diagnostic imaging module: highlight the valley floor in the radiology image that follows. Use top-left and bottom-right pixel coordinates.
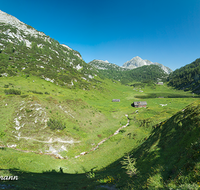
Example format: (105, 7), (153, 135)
(0, 76), (200, 189)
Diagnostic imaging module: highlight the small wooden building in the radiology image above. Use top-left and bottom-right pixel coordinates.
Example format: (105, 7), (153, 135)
(133, 101), (147, 108)
(112, 99), (120, 102)
(156, 82), (163, 85)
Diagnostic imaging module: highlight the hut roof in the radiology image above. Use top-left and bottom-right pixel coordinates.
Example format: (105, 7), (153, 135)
(134, 101), (147, 106)
(112, 99), (120, 102)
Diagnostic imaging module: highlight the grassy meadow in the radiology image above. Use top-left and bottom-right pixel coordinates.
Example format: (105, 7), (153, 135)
(0, 75), (199, 189)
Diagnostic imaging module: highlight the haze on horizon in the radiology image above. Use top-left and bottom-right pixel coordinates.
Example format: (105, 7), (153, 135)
(1, 0), (200, 71)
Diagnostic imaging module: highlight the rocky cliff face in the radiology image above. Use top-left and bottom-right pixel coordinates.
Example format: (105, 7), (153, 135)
(0, 10), (99, 89)
(0, 10), (49, 47)
(122, 56), (173, 74)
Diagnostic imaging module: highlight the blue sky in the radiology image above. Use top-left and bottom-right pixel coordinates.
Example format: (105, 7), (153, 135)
(1, 0), (200, 70)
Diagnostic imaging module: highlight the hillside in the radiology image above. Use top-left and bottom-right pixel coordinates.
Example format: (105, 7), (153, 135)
(88, 59), (168, 84)
(88, 59), (128, 82)
(106, 100), (200, 189)
(0, 10), (99, 90)
(168, 58), (200, 94)
(126, 64), (168, 83)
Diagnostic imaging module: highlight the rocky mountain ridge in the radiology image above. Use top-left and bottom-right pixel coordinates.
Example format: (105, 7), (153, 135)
(122, 56), (173, 74)
(0, 10), (99, 89)
(0, 10), (81, 57)
(88, 59), (127, 71)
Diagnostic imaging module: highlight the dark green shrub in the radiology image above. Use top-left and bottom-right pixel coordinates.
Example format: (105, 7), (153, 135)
(47, 118), (66, 130)
(45, 92), (50, 95)
(25, 109), (32, 113)
(0, 131), (6, 138)
(21, 95), (28, 98)
(4, 84), (9, 88)
(28, 90), (43, 94)
(119, 129), (126, 133)
(4, 89), (21, 95)
(73, 126), (79, 131)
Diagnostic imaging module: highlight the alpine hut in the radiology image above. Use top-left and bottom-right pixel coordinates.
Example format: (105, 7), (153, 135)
(133, 101), (147, 108)
(156, 82), (163, 85)
(112, 99), (120, 102)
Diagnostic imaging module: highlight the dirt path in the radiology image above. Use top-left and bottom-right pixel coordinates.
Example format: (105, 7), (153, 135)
(75, 114), (129, 158)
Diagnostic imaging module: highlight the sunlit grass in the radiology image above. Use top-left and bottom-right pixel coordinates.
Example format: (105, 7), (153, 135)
(0, 76), (199, 189)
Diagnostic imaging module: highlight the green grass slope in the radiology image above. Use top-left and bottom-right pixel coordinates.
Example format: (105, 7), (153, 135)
(122, 100), (200, 189)
(0, 77), (199, 189)
(0, 75), (131, 158)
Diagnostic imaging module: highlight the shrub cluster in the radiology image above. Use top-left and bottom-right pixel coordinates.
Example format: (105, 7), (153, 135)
(4, 89), (21, 95)
(47, 118), (66, 130)
(28, 90), (43, 94)
(4, 84), (9, 88)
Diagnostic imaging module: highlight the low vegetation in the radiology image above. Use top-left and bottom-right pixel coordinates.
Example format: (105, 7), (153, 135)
(0, 74), (199, 189)
(47, 118), (66, 130)
(4, 88), (21, 95)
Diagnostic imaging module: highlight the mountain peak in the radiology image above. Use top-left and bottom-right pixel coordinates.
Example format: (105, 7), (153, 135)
(130, 56), (143, 61)
(122, 56), (173, 74)
(134, 56), (142, 59)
